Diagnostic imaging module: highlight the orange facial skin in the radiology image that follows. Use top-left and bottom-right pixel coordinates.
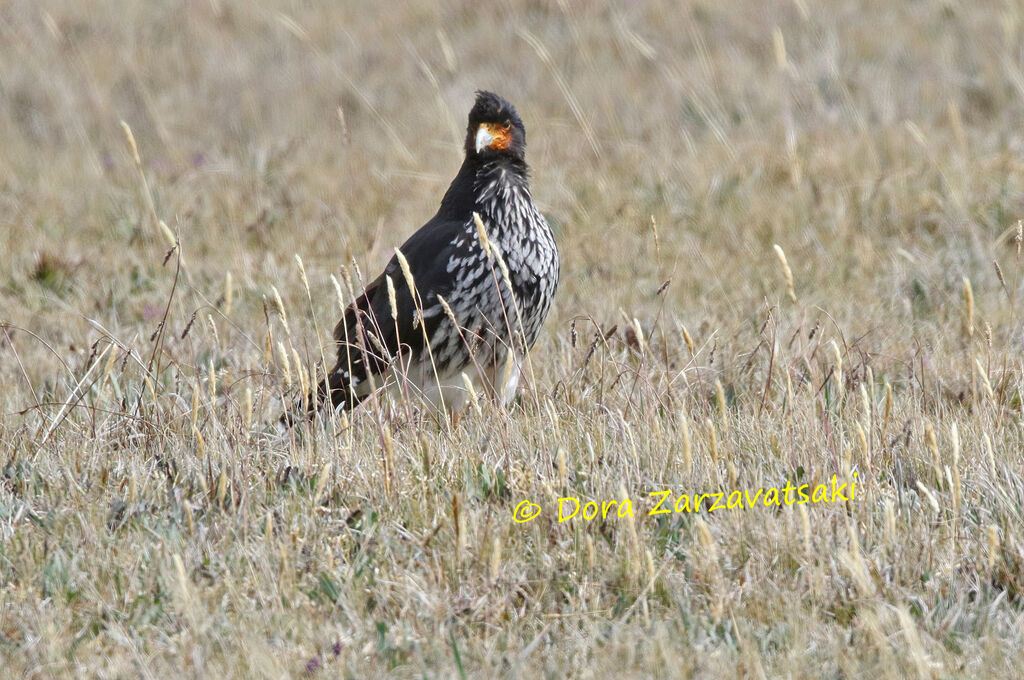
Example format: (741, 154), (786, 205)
(482, 122), (512, 150)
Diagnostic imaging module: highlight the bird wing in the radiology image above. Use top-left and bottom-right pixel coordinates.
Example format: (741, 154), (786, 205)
(331, 215), (471, 382)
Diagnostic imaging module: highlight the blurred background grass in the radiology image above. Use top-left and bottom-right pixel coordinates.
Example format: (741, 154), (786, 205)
(5, 0), (1022, 361)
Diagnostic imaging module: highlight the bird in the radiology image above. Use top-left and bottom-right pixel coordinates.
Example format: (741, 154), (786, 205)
(282, 91), (559, 425)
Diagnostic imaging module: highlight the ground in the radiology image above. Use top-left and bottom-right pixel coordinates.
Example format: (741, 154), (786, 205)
(2, 0), (1024, 677)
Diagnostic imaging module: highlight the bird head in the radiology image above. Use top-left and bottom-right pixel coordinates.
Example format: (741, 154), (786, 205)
(465, 91), (526, 161)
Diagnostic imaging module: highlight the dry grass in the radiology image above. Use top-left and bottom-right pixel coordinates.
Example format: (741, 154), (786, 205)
(3, 0), (1024, 677)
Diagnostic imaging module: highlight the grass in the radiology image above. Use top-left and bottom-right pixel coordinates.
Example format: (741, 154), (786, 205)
(3, 0), (1024, 676)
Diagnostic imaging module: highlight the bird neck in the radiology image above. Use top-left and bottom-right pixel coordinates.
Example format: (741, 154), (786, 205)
(436, 156), (529, 223)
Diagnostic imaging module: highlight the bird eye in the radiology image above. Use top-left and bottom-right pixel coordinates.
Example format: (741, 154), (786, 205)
(502, 120), (512, 130)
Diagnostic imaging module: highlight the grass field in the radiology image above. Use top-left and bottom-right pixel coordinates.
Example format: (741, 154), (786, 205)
(3, 0), (1024, 677)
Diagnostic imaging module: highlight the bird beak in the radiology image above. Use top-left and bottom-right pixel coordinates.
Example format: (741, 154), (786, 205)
(475, 124), (494, 153)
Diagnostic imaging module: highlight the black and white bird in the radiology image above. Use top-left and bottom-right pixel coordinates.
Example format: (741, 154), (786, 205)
(284, 91), (559, 424)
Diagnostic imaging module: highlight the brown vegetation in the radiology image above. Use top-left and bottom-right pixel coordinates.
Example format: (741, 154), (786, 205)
(2, 1), (1024, 676)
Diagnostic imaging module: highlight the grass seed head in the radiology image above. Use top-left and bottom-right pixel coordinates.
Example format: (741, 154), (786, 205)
(695, 517), (716, 560)
(975, 359), (994, 402)
(191, 379), (200, 431)
(313, 462), (331, 505)
(987, 525), (1000, 572)
(963, 276), (975, 338)
(224, 271), (233, 315)
(292, 347), (307, 396)
(772, 26), (788, 71)
(330, 274), (346, 312)
(271, 285), (291, 337)
(631, 317), (646, 353)
(772, 244), (797, 304)
(681, 325), (695, 356)
(394, 248), (417, 298)
(856, 422), (870, 469)
(120, 120), (141, 165)
(860, 383), (871, 426)
(295, 254), (310, 298)
(715, 379), (728, 432)
(217, 470), (228, 508)
(830, 340), (843, 395)
(386, 275), (398, 320)
(158, 220), (177, 249)
(706, 418), (718, 465)
(473, 211), (492, 259)
(993, 259), (1006, 292)
(277, 341), (292, 387)
(460, 372), (481, 416)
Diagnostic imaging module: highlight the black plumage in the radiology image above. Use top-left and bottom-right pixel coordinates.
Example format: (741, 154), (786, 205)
(284, 91), (559, 424)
